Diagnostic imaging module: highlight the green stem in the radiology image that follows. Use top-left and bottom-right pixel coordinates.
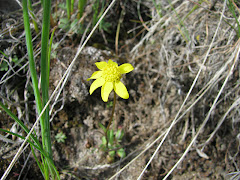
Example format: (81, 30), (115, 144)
(78, 0), (86, 20)
(41, 0), (52, 161)
(22, 1), (60, 179)
(22, 0), (42, 121)
(27, 0), (39, 34)
(105, 91), (117, 149)
(66, 0), (71, 19)
(71, 0), (75, 13)
(48, 27), (56, 87)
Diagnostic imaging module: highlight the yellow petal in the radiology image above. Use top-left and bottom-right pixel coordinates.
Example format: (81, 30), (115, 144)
(101, 82), (113, 102)
(95, 61), (107, 70)
(87, 71), (103, 81)
(114, 81), (129, 99)
(119, 63), (134, 74)
(108, 59), (118, 66)
(90, 77), (105, 95)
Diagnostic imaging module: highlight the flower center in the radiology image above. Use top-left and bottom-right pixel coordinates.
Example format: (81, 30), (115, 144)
(102, 64), (121, 82)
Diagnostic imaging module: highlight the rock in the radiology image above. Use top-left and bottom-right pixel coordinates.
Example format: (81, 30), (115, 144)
(49, 46), (113, 104)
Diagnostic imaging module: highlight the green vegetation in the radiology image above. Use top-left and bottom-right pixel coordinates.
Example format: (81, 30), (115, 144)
(55, 132), (67, 143)
(99, 123), (126, 163)
(0, 0), (240, 179)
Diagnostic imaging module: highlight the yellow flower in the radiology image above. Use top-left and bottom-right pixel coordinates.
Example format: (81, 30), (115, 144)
(88, 59), (134, 102)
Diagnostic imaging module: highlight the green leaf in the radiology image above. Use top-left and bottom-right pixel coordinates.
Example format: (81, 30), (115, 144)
(12, 55), (19, 63)
(108, 129), (114, 145)
(0, 61), (8, 71)
(55, 132), (67, 143)
(102, 136), (107, 145)
(108, 150), (115, 157)
(117, 148), (126, 158)
(107, 101), (113, 108)
(58, 3), (67, 10)
(59, 18), (70, 30)
(99, 122), (106, 133)
(116, 128), (124, 141)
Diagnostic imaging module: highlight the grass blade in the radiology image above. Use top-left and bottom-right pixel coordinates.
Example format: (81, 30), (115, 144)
(22, 0), (43, 117)
(0, 101), (41, 148)
(40, 0), (52, 160)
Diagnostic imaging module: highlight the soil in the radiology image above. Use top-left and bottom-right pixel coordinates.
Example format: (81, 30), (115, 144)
(0, 0), (240, 180)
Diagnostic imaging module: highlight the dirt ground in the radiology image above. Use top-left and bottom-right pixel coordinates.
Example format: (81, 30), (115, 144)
(0, 0), (240, 179)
